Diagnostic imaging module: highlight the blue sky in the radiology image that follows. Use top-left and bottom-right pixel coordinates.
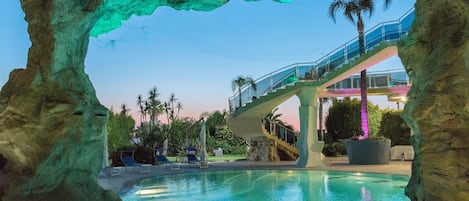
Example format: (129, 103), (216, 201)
(0, 0), (415, 129)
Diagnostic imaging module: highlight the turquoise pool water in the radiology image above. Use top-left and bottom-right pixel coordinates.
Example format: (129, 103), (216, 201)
(120, 170), (409, 201)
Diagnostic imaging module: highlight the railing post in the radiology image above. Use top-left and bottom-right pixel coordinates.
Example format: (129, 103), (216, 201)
(295, 65), (299, 79)
(269, 74), (273, 93)
(326, 56), (330, 73)
(398, 20), (403, 39)
(247, 87), (251, 103)
(368, 75), (372, 88)
(344, 44), (348, 64)
(381, 24), (385, 42)
(387, 74), (391, 87)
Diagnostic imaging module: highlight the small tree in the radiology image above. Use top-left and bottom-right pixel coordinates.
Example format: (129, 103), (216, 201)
(329, 0), (391, 138)
(107, 107), (136, 152)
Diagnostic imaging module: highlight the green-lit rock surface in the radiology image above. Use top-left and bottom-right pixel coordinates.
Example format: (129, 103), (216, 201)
(0, 0), (291, 200)
(0, 0), (115, 200)
(90, 0), (290, 37)
(399, 1), (469, 200)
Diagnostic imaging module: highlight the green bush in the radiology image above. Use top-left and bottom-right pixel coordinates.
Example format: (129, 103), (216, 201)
(207, 126), (246, 155)
(332, 141), (347, 155)
(379, 110), (411, 145)
(322, 144), (337, 157)
(107, 110), (136, 152)
(325, 98), (382, 141)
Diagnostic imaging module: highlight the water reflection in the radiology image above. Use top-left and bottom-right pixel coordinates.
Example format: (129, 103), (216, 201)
(121, 170), (409, 201)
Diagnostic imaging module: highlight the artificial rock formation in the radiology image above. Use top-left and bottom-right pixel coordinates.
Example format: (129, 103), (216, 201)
(246, 136), (280, 161)
(398, 1), (469, 200)
(0, 0), (231, 200)
(0, 0), (116, 200)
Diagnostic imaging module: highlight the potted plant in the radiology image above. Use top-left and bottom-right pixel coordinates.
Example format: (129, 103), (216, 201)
(325, 98), (390, 165)
(345, 136), (391, 165)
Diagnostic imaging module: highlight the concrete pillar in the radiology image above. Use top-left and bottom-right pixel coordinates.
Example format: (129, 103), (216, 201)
(296, 87), (325, 167)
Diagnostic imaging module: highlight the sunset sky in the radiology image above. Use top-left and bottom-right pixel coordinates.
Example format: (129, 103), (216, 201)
(0, 0), (415, 130)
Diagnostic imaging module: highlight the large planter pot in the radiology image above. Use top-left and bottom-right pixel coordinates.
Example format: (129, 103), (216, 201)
(345, 138), (391, 165)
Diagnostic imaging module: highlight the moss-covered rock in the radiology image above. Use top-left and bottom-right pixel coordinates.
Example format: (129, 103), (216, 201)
(399, 1), (469, 200)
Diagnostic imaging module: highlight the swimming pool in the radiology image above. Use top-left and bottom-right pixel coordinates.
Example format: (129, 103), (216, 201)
(120, 170), (409, 201)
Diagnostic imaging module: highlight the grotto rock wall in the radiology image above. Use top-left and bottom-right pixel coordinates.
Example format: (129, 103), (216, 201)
(398, 1), (469, 200)
(0, 0), (233, 200)
(0, 0), (118, 200)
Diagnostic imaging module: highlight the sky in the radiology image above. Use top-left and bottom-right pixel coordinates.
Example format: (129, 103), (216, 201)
(0, 0), (415, 130)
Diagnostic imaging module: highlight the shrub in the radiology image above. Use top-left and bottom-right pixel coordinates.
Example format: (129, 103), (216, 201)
(325, 98), (382, 141)
(379, 110), (411, 145)
(207, 126), (247, 155)
(332, 141), (347, 155)
(322, 144), (337, 157)
(107, 110), (136, 152)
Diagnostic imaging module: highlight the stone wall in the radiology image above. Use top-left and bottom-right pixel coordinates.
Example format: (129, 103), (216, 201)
(399, 1), (469, 200)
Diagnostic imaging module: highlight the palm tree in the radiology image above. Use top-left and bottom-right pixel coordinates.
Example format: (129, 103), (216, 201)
(175, 102), (183, 119)
(264, 108), (285, 136)
(145, 86), (164, 137)
(329, 0), (391, 138)
(204, 110), (227, 136)
(168, 93), (177, 120)
(120, 104), (130, 116)
(136, 94), (146, 127)
(147, 86), (163, 125)
(231, 75), (257, 108)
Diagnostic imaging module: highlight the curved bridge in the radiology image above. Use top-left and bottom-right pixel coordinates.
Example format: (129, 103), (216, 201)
(227, 8), (414, 167)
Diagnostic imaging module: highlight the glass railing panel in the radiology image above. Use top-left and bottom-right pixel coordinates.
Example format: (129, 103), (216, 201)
(316, 58), (329, 78)
(230, 96), (240, 110)
(326, 83), (337, 89)
(400, 10), (415, 34)
(297, 64), (316, 80)
(255, 78), (272, 97)
(365, 27), (383, 51)
(346, 40), (360, 61)
(353, 76), (361, 88)
(390, 71), (409, 86)
(329, 48), (346, 71)
(373, 75), (390, 88)
(342, 78), (352, 88)
(240, 89), (250, 106)
(271, 67), (295, 91)
(384, 23), (400, 41)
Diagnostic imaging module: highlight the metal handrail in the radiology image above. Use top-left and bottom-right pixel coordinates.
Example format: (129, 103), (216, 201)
(228, 7), (414, 112)
(263, 119), (298, 147)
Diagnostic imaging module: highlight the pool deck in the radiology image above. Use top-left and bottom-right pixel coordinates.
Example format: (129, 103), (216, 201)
(97, 157), (412, 194)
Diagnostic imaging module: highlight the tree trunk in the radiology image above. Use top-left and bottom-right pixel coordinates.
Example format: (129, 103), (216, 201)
(357, 18), (369, 138)
(0, 1), (120, 200)
(399, 1), (469, 200)
(318, 98), (323, 140)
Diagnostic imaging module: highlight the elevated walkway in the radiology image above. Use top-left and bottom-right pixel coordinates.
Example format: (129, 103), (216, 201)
(227, 8), (415, 167)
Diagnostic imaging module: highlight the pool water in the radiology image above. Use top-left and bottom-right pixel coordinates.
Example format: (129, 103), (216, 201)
(120, 170), (409, 201)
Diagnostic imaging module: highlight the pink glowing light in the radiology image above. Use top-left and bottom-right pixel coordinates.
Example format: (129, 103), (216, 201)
(361, 108), (369, 139)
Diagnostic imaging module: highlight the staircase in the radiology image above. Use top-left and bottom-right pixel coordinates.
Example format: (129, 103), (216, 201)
(227, 8), (415, 140)
(261, 120), (299, 160)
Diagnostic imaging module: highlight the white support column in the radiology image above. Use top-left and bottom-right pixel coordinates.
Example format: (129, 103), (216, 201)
(295, 86), (325, 167)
